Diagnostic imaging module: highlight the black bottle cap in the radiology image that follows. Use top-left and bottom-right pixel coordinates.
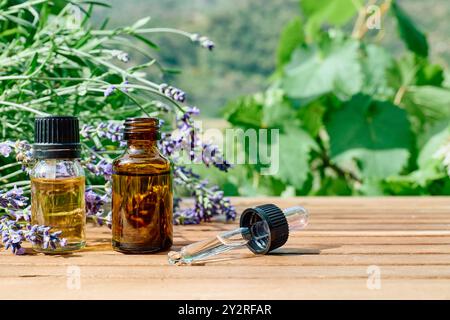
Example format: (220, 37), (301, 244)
(240, 204), (289, 255)
(33, 116), (81, 159)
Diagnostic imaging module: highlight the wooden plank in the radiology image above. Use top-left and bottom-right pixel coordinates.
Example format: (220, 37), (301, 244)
(1, 197), (450, 299)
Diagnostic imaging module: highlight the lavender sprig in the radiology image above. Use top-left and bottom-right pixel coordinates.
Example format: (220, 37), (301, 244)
(0, 140), (33, 172)
(84, 158), (113, 178)
(0, 216), (67, 255)
(159, 83), (186, 103)
(173, 165), (236, 224)
(190, 33), (215, 51)
(85, 188), (111, 227)
(0, 142), (12, 157)
(81, 121), (124, 144)
(0, 186), (28, 210)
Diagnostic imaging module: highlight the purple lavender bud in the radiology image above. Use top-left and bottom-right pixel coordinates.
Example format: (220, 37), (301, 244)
(104, 85), (116, 97)
(0, 143), (12, 157)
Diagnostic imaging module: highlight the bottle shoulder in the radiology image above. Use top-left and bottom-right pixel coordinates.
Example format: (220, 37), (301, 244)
(31, 159), (85, 179)
(113, 152), (171, 175)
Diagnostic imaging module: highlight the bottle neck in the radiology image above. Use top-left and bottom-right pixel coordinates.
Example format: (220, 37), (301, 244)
(126, 139), (158, 155)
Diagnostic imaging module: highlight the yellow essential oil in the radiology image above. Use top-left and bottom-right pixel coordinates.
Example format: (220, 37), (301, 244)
(31, 176), (86, 252)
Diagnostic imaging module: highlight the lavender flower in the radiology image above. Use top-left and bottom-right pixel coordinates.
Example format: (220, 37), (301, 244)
(0, 142), (12, 157)
(190, 33), (215, 51)
(173, 165), (236, 223)
(85, 188), (111, 227)
(85, 158), (113, 179)
(104, 85), (116, 97)
(121, 80), (129, 93)
(81, 121), (123, 143)
(173, 208), (201, 225)
(111, 50), (130, 63)
(201, 143), (232, 172)
(0, 216), (66, 255)
(0, 186), (28, 210)
(159, 83), (186, 103)
(13, 140), (34, 172)
(104, 81), (130, 97)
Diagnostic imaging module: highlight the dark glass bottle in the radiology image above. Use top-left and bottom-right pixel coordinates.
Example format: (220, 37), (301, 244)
(112, 118), (173, 253)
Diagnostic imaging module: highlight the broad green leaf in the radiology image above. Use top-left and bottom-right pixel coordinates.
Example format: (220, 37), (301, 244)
(403, 86), (450, 123)
(224, 95), (263, 129)
(416, 62), (444, 86)
(391, 1), (429, 57)
(314, 176), (352, 195)
(361, 44), (394, 98)
(417, 123), (450, 171)
(297, 100), (326, 137)
(335, 148), (410, 179)
(282, 39), (362, 100)
(300, 0), (360, 40)
(327, 95), (413, 156)
(225, 89), (297, 130)
(261, 88), (297, 129)
(276, 127), (317, 189)
(326, 94), (413, 179)
(276, 17), (304, 68)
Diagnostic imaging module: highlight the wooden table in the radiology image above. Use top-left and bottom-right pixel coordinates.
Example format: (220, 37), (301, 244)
(1, 197), (450, 299)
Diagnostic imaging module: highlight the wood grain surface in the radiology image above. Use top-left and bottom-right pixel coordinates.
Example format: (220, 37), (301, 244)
(1, 197), (450, 299)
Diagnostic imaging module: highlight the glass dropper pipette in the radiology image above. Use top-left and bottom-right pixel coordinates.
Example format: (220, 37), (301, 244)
(168, 204), (308, 265)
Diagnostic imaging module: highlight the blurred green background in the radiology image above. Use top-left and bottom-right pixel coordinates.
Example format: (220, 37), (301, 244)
(93, 0), (449, 117)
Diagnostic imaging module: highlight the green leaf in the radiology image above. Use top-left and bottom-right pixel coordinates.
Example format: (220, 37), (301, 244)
(361, 44), (394, 97)
(327, 95), (413, 155)
(276, 127), (317, 189)
(276, 17), (304, 68)
(391, 1), (429, 57)
(417, 123), (450, 170)
(282, 39), (362, 100)
(132, 16), (151, 30)
(314, 176), (352, 195)
(224, 95), (263, 129)
(132, 33), (159, 50)
(383, 124), (450, 188)
(297, 100), (325, 137)
(261, 88), (297, 129)
(300, 0), (360, 40)
(335, 148), (410, 179)
(26, 53), (39, 75)
(225, 89), (296, 130)
(403, 86), (450, 123)
(326, 94), (413, 179)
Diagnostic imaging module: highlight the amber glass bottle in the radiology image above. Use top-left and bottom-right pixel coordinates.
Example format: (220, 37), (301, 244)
(112, 118), (173, 253)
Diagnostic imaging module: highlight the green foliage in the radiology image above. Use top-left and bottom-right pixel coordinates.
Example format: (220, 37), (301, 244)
(276, 17), (304, 69)
(225, 0), (450, 196)
(282, 38), (362, 100)
(391, 1), (429, 57)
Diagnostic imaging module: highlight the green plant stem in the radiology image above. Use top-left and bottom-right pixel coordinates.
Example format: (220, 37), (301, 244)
(0, 169), (25, 182)
(92, 27), (193, 39)
(0, 101), (49, 116)
(0, 162), (21, 172)
(1, 180), (30, 189)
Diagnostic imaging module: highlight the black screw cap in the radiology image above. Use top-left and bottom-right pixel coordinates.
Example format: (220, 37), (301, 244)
(240, 204), (289, 254)
(34, 116), (81, 159)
